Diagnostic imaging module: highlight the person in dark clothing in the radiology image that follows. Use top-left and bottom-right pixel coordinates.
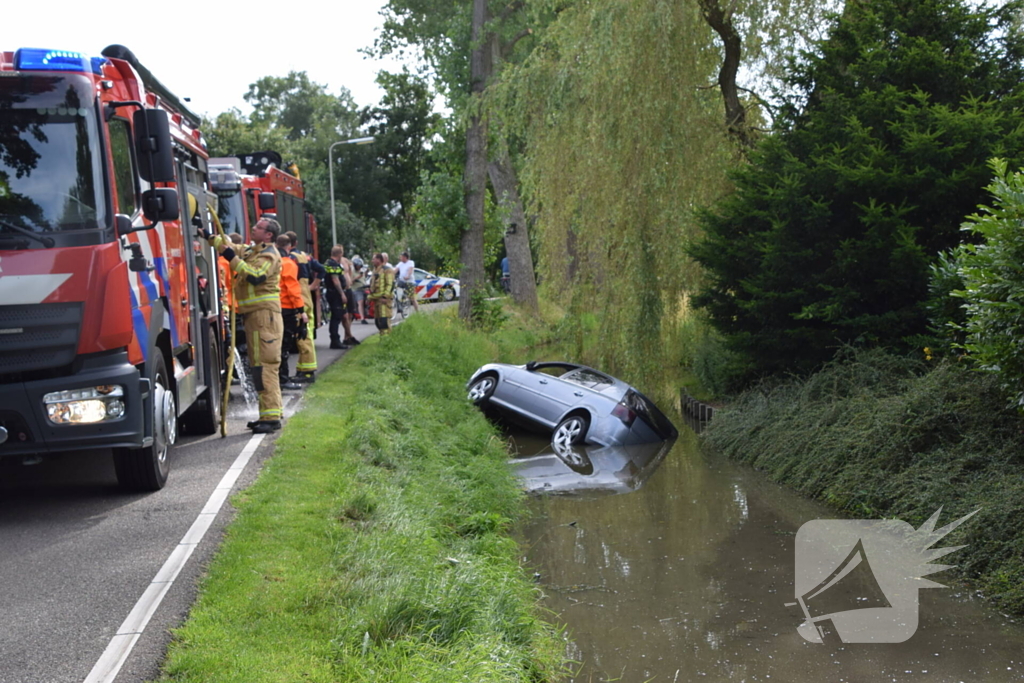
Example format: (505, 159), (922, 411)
(324, 245), (349, 349)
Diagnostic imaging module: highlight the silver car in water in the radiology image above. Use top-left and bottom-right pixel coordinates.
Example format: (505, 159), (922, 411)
(466, 361), (678, 447)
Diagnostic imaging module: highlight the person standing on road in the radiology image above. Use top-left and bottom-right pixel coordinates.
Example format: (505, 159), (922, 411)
(500, 255), (510, 294)
(276, 234), (305, 392)
(368, 253), (395, 335)
(210, 218), (284, 433)
(284, 231), (318, 382)
(324, 246), (349, 349)
(335, 244), (360, 347)
(351, 256), (369, 324)
(394, 251), (421, 313)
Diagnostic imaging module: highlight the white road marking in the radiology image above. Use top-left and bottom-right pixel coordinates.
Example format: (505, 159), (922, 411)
(83, 433), (266, 683)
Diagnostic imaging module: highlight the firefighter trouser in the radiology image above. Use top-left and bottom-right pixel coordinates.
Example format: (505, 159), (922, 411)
(244, 308), (283, 421)
(280, 307), (302, 384)
(296, 312), (317, 373)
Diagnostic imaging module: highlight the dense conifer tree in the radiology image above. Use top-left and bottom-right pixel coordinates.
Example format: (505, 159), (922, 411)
(691, 0), (1024, 379)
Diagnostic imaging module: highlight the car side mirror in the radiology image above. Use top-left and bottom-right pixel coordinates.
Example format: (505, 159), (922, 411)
(258, 192), (276, 211)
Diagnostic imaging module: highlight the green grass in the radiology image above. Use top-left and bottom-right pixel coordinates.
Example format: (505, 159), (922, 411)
(157, 312), (567, 682)
(702, 348), (1024, 615)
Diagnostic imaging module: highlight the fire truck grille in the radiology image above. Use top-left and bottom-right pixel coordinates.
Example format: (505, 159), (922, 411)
(0, 303), (83, 377)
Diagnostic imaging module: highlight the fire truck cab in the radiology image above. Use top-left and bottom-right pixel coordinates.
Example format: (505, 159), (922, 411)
(208, 151), (319, 259)
(0, 46), (224, 491)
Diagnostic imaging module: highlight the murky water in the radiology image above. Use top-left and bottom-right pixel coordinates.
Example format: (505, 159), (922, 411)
(513, 425), (1024, 682)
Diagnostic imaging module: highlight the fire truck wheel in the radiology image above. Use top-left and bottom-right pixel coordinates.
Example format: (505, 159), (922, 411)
(114, 353), (175, 491)
(182, 334), (223, 435)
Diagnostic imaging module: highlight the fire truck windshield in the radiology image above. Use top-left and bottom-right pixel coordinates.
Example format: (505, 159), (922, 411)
(216, 190), (246, 237)
(0, 74), (107, 248)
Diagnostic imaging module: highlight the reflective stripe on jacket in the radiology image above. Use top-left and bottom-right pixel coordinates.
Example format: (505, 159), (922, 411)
(231, 242), (282, 313)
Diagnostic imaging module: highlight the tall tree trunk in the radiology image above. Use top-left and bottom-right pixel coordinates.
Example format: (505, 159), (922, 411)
(459, 0), (492, 321)
(698, 0), (752, 149)
(488, 150), (539, 312)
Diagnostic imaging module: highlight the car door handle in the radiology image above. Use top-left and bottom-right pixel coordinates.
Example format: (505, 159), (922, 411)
(538, 379), (548, 384)
(574, 391), (584, 397)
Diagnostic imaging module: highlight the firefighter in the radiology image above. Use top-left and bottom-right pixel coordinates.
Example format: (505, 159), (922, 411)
(276, 234), (305, 392)
(368, 252), (395, 335)
(209, 218), (284, 433)
(284, 231), (317, 382)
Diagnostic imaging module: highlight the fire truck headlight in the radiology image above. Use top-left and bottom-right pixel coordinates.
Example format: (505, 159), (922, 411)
(43, 385), (126, 425)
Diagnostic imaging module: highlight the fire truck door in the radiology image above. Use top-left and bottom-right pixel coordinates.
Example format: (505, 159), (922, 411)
(175, 172), (208, 413)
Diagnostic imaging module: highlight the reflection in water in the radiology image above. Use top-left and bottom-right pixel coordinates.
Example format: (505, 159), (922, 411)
(511, 439), (675, 496)
(518, 426), (1024, 682)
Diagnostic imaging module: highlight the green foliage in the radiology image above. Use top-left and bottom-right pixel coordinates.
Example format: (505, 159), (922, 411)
(202, 69), (439, 257)
(690, 0), (1024, 382)
(953, 159), (1024, 408)
(202, 109), (289, 160)
(360, 71), (442, 233)
(469, 288), (510, 332)
(159, 314), (567, 682)
(919, 248), (967, 356)
(703, 348), (1024, 616)
(495, 0), (740, 388)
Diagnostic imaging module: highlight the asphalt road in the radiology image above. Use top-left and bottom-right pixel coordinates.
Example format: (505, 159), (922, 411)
(0, 314), (385, 683)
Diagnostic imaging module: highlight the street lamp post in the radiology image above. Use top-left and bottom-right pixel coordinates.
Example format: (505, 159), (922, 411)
(329, 136), (375, 247)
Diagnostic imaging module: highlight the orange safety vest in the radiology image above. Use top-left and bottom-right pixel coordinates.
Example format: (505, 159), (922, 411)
(218, 255), (234, 311)
(279, 255), (304, 310)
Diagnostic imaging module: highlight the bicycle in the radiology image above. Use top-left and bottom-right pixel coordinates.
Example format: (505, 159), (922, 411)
(393, 283), (411, 320)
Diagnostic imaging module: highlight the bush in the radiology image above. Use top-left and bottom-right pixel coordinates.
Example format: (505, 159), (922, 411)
(703, 348), (1024, 615)
(953, 159), (1024, 408)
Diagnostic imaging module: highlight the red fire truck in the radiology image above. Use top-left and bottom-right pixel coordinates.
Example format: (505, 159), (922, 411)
(208, 151), (319, 259)
(0, 45), (224, 491)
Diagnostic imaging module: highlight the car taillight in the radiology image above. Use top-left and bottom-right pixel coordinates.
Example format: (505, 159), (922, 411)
(612, 400), (636, 427)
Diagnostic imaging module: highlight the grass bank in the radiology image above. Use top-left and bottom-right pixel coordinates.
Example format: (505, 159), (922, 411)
(158, 312), (566, 682)
(702, 349), (1024, 616)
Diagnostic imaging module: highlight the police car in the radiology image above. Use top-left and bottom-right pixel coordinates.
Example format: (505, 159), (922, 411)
(411, 268), (460, 302)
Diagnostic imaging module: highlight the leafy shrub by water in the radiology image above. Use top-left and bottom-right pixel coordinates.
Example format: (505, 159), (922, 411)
(703, 349), (1024, 615)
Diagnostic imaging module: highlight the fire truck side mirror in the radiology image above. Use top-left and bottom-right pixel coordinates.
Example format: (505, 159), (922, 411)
(258, 192), (276, 211)
(133, 109), (176, 183)
(141, 188), (180, 223)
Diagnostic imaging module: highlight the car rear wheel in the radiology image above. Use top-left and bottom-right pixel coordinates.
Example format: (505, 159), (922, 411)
(552, 414), (589, 447)
(468, 376), (496, 405)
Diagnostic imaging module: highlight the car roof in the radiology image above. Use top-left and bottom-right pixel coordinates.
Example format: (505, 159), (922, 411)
(525, 361), (626, 388)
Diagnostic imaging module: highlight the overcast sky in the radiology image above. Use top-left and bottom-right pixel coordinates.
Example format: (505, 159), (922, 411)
(3, 2), (415, 118)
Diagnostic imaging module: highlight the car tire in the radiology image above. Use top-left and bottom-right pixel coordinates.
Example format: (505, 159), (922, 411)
(439, 284), (456, 302)
(114, 353), (175, 491)
(552, 414), (589, 447)
(468, 375), (497, 406)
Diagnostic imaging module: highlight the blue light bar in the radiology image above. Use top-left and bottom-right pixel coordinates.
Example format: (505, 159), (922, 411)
(14, 48), (106, 75)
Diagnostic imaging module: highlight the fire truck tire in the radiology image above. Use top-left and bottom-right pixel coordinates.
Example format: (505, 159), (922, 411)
(182, 334), (223, 435)
(114, 353), (175, 491)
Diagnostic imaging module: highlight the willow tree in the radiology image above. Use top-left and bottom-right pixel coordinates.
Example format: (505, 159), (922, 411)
(495, 0), (829, 385)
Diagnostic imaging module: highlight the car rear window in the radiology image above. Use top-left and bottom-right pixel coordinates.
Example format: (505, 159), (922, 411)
(563, 369), (615, 390)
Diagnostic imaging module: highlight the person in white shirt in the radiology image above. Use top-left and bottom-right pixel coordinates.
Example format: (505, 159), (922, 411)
(394, 251), (421, 312)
